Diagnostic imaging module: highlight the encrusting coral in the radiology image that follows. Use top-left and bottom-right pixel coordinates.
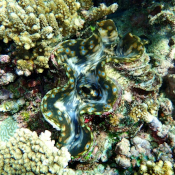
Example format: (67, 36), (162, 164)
(0, 0), (118, 75)
(130, 101), (170, 138)
(0, 128), (75, 175)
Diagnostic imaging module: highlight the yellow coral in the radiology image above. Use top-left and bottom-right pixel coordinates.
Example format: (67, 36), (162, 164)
(16, 59), (34, 76)
(16, 59), (34, 71)
(0, 0), (118, 75)
(0, 128), (75, 174)
(78, 0), (93, 10)
(138, 160), (174, 175)
(129, 104), (150, 122)
(34, 56), (49, 73)
(0, 0), (118, 48)
(110, 113), (124, 126)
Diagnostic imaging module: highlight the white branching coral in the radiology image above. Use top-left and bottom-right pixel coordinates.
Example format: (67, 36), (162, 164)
(0, 128), (75, 175)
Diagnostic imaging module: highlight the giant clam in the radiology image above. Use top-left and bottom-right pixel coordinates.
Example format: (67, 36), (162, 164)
(41, 19), (161, 157)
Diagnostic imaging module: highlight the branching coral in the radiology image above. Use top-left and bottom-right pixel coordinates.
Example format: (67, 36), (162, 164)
(0, 0), (118, 75)
(0, 0), (82, 48)
(138, 160), (174, 175)
(0, 128), (75, 174)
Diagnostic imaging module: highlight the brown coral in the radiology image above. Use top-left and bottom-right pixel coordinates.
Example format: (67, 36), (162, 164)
(0, 0), (118, 75)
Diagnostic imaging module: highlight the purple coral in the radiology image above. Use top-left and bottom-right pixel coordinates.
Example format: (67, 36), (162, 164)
(0, 89), (13, 100)
(0, 55), (10, 64)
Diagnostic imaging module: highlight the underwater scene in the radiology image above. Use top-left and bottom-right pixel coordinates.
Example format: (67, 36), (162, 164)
(0, 0), (175, 174)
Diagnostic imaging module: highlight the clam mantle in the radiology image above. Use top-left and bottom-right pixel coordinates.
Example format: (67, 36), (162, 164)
(41, 19), (147, 157)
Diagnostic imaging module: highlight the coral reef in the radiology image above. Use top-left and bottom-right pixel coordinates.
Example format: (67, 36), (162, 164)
(0, 0), (118, 75)
(0, 128), (74, 174)
(130, 101), (170, 138)
(0, 0), (175, 174)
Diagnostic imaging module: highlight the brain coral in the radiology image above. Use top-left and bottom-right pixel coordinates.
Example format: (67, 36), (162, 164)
(0, 117), (18, 142)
